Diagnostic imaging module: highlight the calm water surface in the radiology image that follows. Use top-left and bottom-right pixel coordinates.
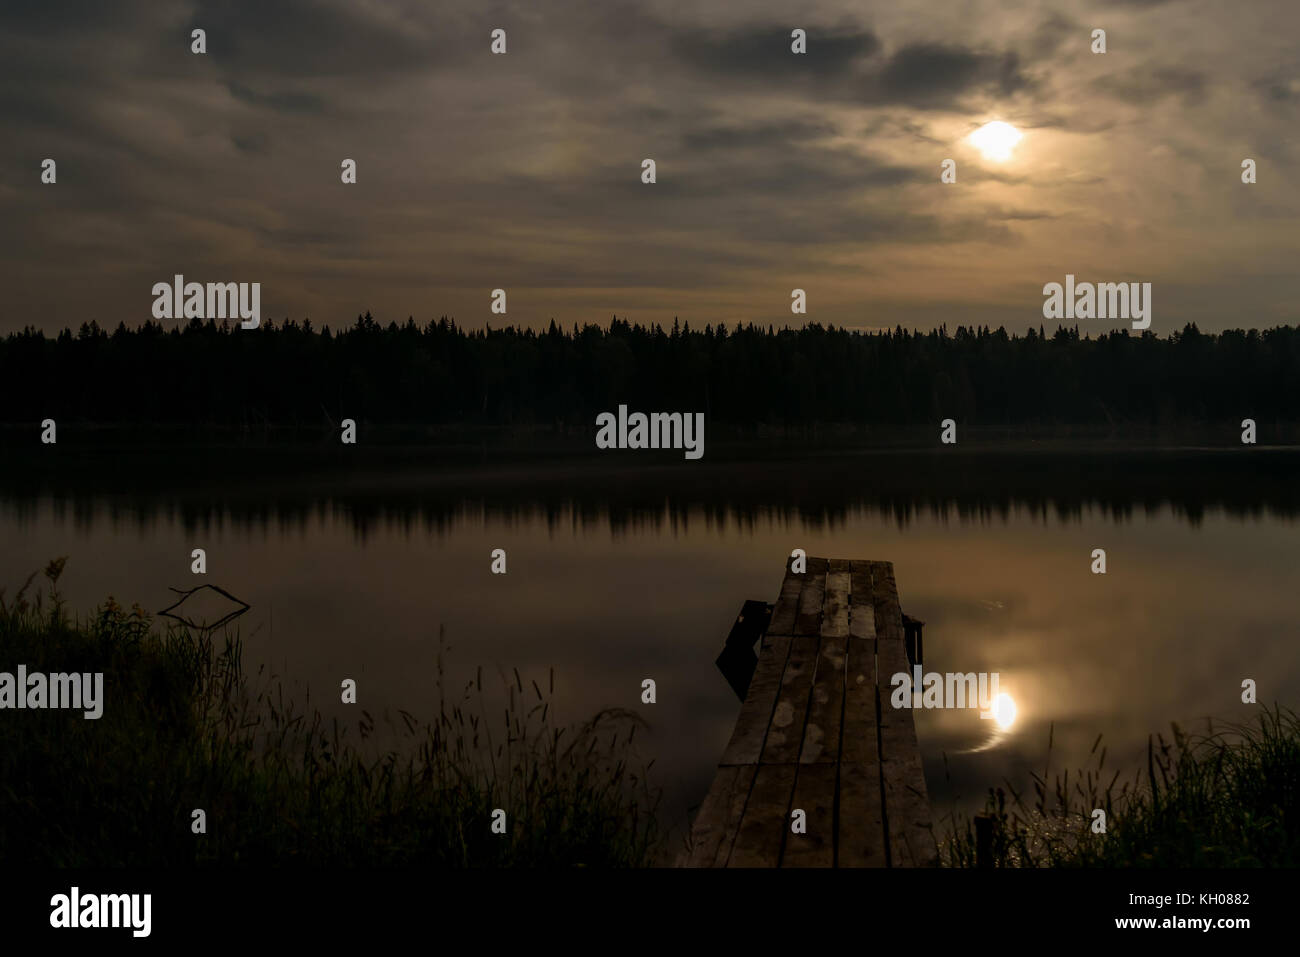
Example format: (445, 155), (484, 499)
(3, 449), (1296, 844)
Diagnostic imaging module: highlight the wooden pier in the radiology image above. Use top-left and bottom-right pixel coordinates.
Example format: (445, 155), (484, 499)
(680, 557), (938, 867)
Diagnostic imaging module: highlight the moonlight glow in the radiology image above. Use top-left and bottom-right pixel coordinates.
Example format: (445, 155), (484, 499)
(970, 121), (1023, 161)
(991, 692), (1018, 729)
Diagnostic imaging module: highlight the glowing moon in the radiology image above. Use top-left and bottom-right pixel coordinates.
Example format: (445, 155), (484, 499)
(991, 692), (1018, 729)
(970, 121), (1023, 162)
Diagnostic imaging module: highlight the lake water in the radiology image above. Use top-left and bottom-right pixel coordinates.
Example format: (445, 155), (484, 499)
(2, 447), (1297, 848)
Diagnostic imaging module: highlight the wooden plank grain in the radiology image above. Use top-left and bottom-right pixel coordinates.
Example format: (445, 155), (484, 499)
(842, 562), (877, 766)
(720, 635), (792, 765)
(761, 635), (819, 764)
(798, 634), (845, 764)
(679, 764), (757, 867)
(837, 762), (888, 867)
(767, 560), (804, 637)
(839, 602), (886, 867)
(876, 726), (938, 862)
(840, 635), (878, 765)
(794, 557), (828, 636)
(821, 564), (850, 638)
(782, 764), (837, 867)
(849, 561), (876, 640)
(879, 745), (938, 867)
(683, 555), (935, 868)
(874, 565), (939, 867)
(726, 764), (797, 867)
(797, 563), (850, 764)
(869, 561), (904, 643)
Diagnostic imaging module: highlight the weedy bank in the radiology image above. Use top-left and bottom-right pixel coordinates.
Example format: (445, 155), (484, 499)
(942, 708), (1300, 867)
(0, 560), (662, 867)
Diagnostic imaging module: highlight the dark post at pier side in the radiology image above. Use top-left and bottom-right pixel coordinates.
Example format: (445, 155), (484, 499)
(903, 614), (925, 669)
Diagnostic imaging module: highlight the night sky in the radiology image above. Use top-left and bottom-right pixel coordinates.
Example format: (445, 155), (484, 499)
(3, 0), (1297, 334)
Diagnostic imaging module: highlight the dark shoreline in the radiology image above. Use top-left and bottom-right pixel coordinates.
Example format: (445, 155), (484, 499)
(2, 419), (1297, 454)
(4, 440), (1299, 533)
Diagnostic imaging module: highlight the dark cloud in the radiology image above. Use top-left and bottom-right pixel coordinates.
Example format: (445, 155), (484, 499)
(669, 149), (923, 200)
(1252, 73), (1299, 105)
(665, 23), (1031, 110)
(190, 0), (458, 79)
(672, 25), (880, 78)
(461, 143), (925, 229)
(232, 131), (272, 155)
(0, 0), (157, 36)
(0, 0), (1293, 334)
(876, 43), (1030, 106)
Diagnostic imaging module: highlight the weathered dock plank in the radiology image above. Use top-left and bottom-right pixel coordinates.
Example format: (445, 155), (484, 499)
(725, 764), (797, 867)
(849, 561), (876, 640)
(842, 563), (877, 766)
(869, 561), (904, 644)
(794, 556), (828, 636)
(838, 562), (887, 866)
(679, 764), (757, 867)
(799, 634), (846, 764)
(837, 762), (887, 867)
(782, 764), (838, 867)
(821, 561), (851, 637)
(683, 556), (934, 868)
(800, 562), (849, 764)
(767, 558), (805, 636)
(872, 562), (939, 867)
(719, 635), (791, 766)
(761, 635), (818, 764)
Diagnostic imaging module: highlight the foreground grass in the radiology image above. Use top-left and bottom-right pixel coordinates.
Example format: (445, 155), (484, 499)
(943, 709), (1300, 867)
(1, 561), (662, 866)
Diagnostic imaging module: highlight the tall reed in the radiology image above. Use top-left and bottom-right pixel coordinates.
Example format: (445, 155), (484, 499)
(941, 709), (1300, 867)
(0, 562), (662, 867)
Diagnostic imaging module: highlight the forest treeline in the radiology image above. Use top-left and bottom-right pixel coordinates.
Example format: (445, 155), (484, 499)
(2, 314), (1298, 429)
